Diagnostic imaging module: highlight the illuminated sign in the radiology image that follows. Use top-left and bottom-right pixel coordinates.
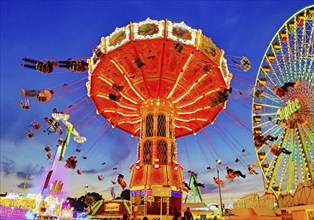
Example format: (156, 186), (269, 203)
(171, 191), (182, 197)
(277, 99), (301, 121)
(151, 186), (171, 197)
(0, 207), (27, 218)
(104, 203), (120, 212)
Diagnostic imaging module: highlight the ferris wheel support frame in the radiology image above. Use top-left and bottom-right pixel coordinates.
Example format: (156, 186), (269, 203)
(296, 123), (314, 180)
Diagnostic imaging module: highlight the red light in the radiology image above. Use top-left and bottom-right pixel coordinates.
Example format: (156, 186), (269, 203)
(154, 159), (160, 169)
(173, 161), (179, 170)
(135, 160), (141, 169)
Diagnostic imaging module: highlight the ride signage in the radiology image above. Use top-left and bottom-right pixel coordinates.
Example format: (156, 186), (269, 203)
(151, 186), (171, 197)
(277, 99), (301, 121)
(104, 203), (120, 212)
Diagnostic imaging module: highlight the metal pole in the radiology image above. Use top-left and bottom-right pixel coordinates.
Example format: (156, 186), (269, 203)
(216, 160), (223, 216)
(85, 184), (88, 195)
(160, 197), (163, 220)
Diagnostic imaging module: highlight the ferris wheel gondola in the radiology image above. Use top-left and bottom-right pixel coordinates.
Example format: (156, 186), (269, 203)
(252, 6), (314, 196)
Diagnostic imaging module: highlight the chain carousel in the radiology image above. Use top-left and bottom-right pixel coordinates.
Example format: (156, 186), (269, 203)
(86, 18), (232, 219)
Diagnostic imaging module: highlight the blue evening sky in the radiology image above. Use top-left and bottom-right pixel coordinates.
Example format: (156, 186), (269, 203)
(1, 0), (312, 205)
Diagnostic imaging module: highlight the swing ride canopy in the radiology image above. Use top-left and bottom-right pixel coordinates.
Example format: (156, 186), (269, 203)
(87, 18), (232, 138)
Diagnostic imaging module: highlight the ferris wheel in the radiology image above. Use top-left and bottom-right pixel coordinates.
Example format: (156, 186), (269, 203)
(252, 6), (314, 196)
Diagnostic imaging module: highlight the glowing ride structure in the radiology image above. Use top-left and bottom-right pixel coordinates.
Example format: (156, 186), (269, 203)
(87, 19), (232, 217)
(252, 6), (314, 196)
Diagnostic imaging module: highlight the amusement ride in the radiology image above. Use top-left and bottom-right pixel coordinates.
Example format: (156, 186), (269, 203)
(86, 18), (232, 218)
(252, 6), (314, 196)
(3, 5), (313, 220)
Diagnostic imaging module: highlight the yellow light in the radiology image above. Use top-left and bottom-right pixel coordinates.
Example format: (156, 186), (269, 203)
(117, 119), (141, 125)
(173, 74), (207, 104)
(174, 117), (207, 122)
(177, 88), (217, 108)
(135, 160), (141, 169)
(166, 53), (194, 99)
(174, 124), (192, 131)
(154, 159), (160, 169)
(97, 94), (138, 111)
(103, 110), (139, 117)
(98, 75), (113, 86)
(110, 59), (145, 101)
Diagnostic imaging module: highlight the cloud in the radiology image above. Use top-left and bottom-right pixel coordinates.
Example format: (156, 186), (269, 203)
(82, 167), (109, 174)
(202, 183), (218, 194)
(109, 134), (132, 164)
(17, 182), (34, 189)
(16, 164), (46, 180)
(0, 157), (16, 176)
(81, 169), (98, 174)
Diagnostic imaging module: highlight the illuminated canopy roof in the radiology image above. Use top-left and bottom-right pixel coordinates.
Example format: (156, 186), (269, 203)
(87, 18), (232, 138)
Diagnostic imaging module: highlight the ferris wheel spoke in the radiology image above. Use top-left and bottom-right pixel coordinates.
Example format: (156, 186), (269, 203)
(254, 102), (281, 111)
(303, 17), (314, 78)
(269, 52), (288, 84)
(284, 25), (296, 83)
(274, 39), (293, 82)
(296, 124), (314, 179)
(293, 21), (300, 83)
(299, 19), (308, 79)
(285, 130), (296, 192)
(261, 121), (282, 137)
(254, 112), (279, 117)
(260, 91), (281, 103)
(266, 128), (290, 193)
(267, 56), (284, 85)
(261, 69), (281, 91)
(301, 124), (314, 145)
(253, 120), (275, 130)
(278, 154), (290, 192)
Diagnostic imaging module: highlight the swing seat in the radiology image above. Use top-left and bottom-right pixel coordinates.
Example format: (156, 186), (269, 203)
(225, 173), (239, 181)
(215, 180), (225, 187)
(20, 99), (31, 110)
(31, 121), (40, 130)
(248, 169), (255, 175)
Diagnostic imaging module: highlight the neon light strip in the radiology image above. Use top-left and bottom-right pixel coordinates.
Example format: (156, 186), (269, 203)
(251, 112), (279, 117)
(174, 124), (192, 131)
(166, 53), (193, 99)
(134, 127), (140, 134)
(96, 94), (138, 111)
(254, 103), (281, 109)
(173, 74), (207, 103)
(110, 59), (145, 101)
(177, 89), (218, 108)
(117, 119), (141, 125)
(174, 117), (207, 122)
(103, 109), (139, 117)
(98, 75), (112, 86)
(252, 120), (275, 129)
(98, 74), (138, 105)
